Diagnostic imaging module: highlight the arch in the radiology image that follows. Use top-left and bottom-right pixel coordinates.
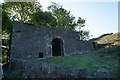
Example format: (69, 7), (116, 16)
(52, 38), (64, 56)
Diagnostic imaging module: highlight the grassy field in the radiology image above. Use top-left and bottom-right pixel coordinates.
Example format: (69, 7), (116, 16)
(39, 45), (119, 78)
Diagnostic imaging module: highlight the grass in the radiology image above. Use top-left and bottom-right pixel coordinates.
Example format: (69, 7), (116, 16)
(38, 45), (119, 78)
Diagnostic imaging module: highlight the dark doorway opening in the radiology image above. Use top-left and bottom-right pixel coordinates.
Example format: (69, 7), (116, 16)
(39, 52), (43, 58)
(52, 38), (64, 56)
(93, 42), (97, 49)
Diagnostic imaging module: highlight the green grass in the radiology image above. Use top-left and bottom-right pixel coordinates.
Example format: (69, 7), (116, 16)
(38, 45), (119, 78)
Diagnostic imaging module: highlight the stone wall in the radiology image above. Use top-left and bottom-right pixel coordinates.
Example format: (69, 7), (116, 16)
(9, 59), (89, 78)
(9, 59), (111, 78)
(10, 21), (93, 60)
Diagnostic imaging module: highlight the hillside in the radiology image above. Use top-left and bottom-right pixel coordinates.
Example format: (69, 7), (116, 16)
(95, 32), (120, 45)
(38, 33), (120, 78)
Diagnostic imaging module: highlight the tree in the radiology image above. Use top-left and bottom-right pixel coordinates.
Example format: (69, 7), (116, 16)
(76, 17), (86, 31)
(2, 8), (12, 65)
(79, 30), (90, 41)
(0, 3), (2, 38)
(2, 2), (42, 23)
(76, 17), (90, 40)
(48, 2), (77, 30)
(2, 10), (12, 34)
(31, 11), (57, 28)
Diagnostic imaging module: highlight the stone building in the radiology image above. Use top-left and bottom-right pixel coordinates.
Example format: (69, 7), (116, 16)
(10, 21), (93, 60)
(9, 21), (94, 77)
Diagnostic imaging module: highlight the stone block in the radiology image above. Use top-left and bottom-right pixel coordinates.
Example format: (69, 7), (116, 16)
(41, 63), (48, 73)
(48, 64), (56, 74)
(76, 69), (88, 78)
(94, 69), (111, 78)
(86, 76), (94, 78)
(65, 67), (77, 78)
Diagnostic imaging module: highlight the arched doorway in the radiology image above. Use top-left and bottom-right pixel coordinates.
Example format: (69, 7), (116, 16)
(52, 38), (64, 56)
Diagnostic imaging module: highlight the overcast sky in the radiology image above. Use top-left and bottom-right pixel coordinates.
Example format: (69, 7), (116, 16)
(1, 0), (119, 38)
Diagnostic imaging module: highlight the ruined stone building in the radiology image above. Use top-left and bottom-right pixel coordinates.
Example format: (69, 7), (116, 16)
(9, 21), (94, 77)
(10, 21), (93, 60)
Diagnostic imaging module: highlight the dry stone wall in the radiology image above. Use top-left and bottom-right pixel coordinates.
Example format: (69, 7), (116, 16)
(9, 59), (111, 78)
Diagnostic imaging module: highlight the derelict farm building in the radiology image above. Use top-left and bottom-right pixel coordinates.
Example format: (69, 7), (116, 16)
(10, 21), (93, 60)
